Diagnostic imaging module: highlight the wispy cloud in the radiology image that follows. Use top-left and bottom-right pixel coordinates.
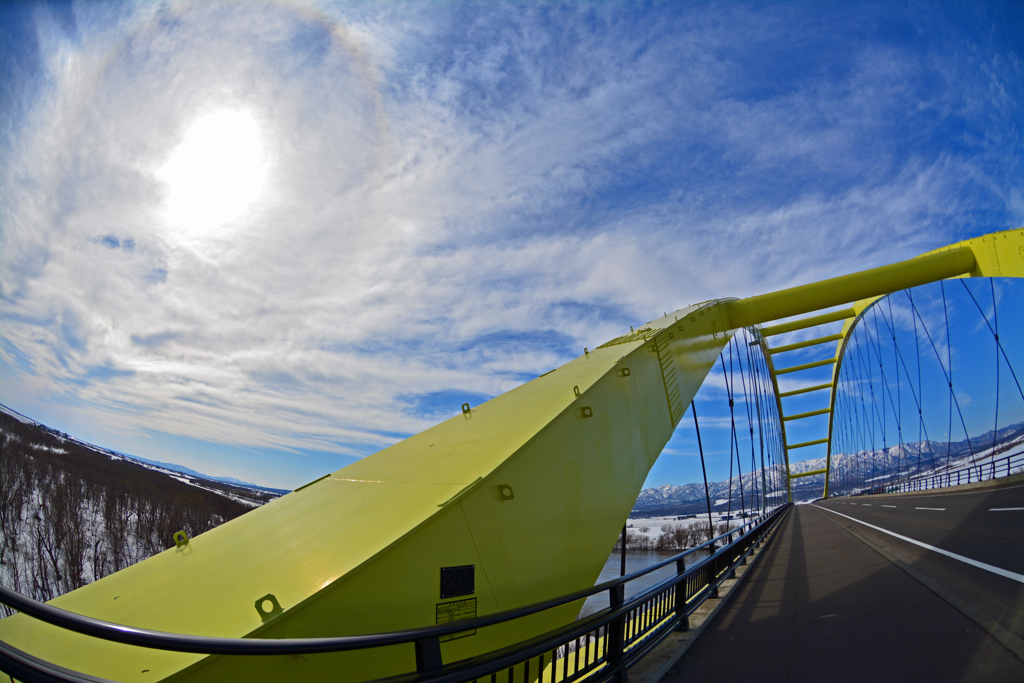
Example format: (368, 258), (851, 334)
(1, 1), (1020, 488)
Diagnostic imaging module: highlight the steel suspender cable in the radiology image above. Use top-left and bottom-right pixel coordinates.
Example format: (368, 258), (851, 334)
(890, 306), (904, 481)
(942, 281), (953, 471)
(871, 308), (891, 487)
(730, 341), (746, 516)
(720, 355), (733, 520)
(747, 335), (769, 511)
(692, 401), (715, 542)
(959, 278), (1001, 479)
(720, 354), (738, 520)
(943, 287), (975, 463)
(739, 332), (761, 512)
(907, 289), (937, 474)
(992, 280), (999, 474)
(887, 296), (904, 483)
(862, 320), (881, 487)
(749, 339), (765, 504)
(959, 279), (1024, 403)
(730, 340), (746, 516)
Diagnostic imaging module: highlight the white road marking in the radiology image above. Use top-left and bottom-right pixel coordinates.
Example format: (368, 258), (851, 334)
(915, 507), (946, 511)
(882, 505), (897, 508)
(990, 507), (1024, 512)
(813, 505), (1024, 584)
(862, 504), (871, 506)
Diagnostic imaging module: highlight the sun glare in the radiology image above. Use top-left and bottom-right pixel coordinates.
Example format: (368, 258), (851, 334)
(159, 109), (269, 236)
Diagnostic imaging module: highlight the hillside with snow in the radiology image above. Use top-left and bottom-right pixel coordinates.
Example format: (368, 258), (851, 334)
(0, 405), (288, 616)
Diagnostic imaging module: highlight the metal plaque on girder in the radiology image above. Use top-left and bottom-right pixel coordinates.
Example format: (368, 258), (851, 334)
(436, 598), (477, 642)
(440, 564), (474, 598)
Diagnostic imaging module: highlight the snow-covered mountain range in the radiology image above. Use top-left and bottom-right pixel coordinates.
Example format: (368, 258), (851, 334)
(0, 403), (290, 500)
(631, 421), (1024, 516)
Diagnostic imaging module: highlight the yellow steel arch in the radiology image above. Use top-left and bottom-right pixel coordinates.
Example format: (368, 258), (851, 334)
(0, 229), (1020, 681)
(823, 228), (1024, 497)
(741, 228), (1023, 501)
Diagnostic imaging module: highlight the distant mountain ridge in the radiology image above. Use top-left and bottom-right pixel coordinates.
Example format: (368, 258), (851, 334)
(0, 403), (291, 497)
(128, 456), (291, 496)
(631, 421), (1024, 517)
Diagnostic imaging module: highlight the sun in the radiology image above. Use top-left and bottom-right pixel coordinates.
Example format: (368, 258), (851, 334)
(159, 109), (269, 236)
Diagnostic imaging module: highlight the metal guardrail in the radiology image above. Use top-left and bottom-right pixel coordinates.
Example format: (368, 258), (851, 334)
(855, 449), (1024, 496)
(1, 505), (790, 683)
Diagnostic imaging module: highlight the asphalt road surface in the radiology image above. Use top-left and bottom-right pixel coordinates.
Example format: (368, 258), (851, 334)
(817, 481), (1024, 643)
(665, 479), (1024, 683)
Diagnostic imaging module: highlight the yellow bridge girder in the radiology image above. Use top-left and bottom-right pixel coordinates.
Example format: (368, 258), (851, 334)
(1, 229), (1021, 681)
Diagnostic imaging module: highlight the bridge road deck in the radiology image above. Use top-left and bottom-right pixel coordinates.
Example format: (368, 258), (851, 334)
(664, 491), (1024, 683)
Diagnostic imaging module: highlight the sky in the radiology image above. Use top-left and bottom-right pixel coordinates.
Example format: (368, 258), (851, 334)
(1, 1), (1022, 491)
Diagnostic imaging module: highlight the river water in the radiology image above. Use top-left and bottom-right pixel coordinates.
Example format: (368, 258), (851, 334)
(578, 548), (710, 617)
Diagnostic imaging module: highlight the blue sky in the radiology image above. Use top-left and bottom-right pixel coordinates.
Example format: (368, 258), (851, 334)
(1, 1), (1021, 490)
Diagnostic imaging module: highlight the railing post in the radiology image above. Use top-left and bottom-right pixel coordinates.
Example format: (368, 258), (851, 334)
(709, 551), (720, 599)
(415, 636), (443, 674)
(607, 583), (628, 682)
(673, 559), (688, 631)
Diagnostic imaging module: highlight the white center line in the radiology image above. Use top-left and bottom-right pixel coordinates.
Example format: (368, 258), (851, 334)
(812, 505), (1024, 584)
(990, 507), (1024, 512)
(915, 507), (946, 511)
(862, 504), (871, 506)
(882, 505), (897, 508)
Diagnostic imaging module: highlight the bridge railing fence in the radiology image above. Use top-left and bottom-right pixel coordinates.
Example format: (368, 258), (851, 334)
(869, 448), (1024, 496)
(1, 505), (791, 683)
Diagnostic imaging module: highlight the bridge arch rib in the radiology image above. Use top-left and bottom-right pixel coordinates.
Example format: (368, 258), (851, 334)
(722, 229), (1024, 501)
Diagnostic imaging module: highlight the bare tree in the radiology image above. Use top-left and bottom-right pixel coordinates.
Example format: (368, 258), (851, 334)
(0, 435), (27, 567)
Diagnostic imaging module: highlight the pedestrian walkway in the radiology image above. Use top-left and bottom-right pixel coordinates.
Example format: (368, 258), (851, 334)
(661, 504), (1024, 683)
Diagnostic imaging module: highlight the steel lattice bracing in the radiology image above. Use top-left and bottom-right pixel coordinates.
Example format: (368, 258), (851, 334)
(0, 229), (1021, 681)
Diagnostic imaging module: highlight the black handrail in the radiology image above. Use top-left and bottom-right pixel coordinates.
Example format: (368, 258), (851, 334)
(1, 504), (791, 683)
